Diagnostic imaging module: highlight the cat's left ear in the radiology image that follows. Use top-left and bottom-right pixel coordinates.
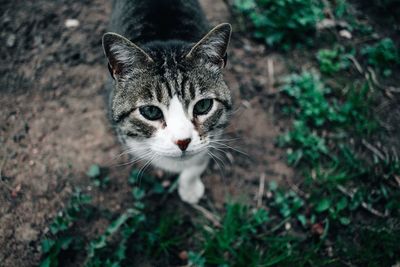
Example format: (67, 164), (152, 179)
(102, 32), (153, 79)
(186, 23), (232, 68)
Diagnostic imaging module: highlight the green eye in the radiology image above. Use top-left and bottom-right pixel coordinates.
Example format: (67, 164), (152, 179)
(194, 99), (213, 116)
(139, 105), (163, 120)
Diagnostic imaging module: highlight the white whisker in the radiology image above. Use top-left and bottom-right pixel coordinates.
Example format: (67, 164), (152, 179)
(112, 150), (153, 167)
(209, 141), (248, 156)
(207, 151), (225, 179)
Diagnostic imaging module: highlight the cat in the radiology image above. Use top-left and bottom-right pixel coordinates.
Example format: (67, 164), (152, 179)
(102, 0), (232, 204)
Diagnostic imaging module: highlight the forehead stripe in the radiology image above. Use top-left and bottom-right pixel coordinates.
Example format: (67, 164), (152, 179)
(155, 82), (163, 103)
(189, 82), (196, 99)
(180, 75), (188, 99)
(164, 80), (173, 97)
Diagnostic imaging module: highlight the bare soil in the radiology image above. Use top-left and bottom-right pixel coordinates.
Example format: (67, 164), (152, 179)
(0, 1), (292, 266)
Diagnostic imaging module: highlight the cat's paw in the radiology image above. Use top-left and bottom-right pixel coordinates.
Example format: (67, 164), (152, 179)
(178, 178), (205, 204)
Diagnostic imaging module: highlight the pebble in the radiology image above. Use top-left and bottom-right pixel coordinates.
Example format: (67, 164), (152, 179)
(6, 34), (16, 47)
(65, 19), (80, 28)
(339, 30), (352, 39)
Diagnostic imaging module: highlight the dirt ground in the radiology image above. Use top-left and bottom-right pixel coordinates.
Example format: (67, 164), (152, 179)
(0, 1), (293, 266)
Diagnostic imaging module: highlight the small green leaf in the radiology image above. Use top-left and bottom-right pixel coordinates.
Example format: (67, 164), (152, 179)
(87, 164), (101, 178)
(132, 187), (145, 200)
(106, 212), (131, 235)
(39, 256), (52, 267)
(253, 208), (269, 224)
(134, 202), (145, 210)
(336, 197), (348, 211)
(41, 239), (55, 253)
(339, 217), (351, 225)
(297, 214), (307, 227)
(188, 251), (205, 267)
(269, 181), (278, 191)
(315, 198), (331, 212)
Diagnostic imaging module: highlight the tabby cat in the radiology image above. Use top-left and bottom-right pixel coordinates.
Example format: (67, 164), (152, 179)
(102, 0), (232, 203)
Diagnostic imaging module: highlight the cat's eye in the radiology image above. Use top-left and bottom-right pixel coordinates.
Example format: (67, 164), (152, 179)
(139, 105), (163, 120)
(193, 99), (213, 116)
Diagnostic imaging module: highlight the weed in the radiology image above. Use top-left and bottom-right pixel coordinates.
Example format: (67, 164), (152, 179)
(234, 0), (324, 49)
(317, 46), (352, 75)
(279, 71), (379, 166)
(361, 38), (399, 76)
(281, 72), (345, 128)
(87, 164), (110, 189)
(40, 189), (93, 267)
(278, 120), (329, 165)
(276, 65), (400, 266)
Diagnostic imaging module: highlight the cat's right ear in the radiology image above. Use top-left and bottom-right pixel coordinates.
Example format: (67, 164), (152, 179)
(186, 23), (232, 68)
(102, 33), (153, 78)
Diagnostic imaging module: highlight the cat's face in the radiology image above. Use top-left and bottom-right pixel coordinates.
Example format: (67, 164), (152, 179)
(103, 24), (232, 170)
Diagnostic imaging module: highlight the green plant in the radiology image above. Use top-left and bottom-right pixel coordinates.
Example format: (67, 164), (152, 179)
(234, 0), (324, 49)
(279, 71), (379, 166)
(87, 164), (110, 189)
(193, 203), (316, 267)
(361, 38), (399, 76)
(40, 189), (93, 267)
(278, 120), (329, 165)
(317, 46), (352, 74)
(281, 72), (346, 128)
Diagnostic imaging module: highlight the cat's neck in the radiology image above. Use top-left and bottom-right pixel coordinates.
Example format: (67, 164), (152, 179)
(110, 0), (209, 45)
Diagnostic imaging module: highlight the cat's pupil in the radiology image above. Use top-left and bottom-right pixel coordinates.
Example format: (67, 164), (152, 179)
(194, 99), (213, 116)
(139, 105), (163, 120)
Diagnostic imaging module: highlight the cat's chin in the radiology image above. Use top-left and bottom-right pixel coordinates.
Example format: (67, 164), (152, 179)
(151, 151), (209, 173)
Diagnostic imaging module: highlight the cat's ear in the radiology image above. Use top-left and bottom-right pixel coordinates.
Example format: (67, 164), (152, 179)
(102, 32), (153, 78)
(186, 23), (232, 68)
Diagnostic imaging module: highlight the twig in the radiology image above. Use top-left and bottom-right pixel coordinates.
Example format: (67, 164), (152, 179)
(392, 147), (399, 162)
(387, 86), (400, 94)
(346, 56), (395, 97)
(394, 176), (400, 188)
(285, 176), (306, 197)
(269, 217), (291, 233)
(267, 58), (275, 91)
(322, 0), (335, 20)
(361, 139), (386, 161)
(0, 145), (13, 192)
(337, 185), (388, 218)
(366, 66), (399, 98)
(257, 173), (266, 208)
(191, 204), (221, 227)
(347, 55), (363, 74)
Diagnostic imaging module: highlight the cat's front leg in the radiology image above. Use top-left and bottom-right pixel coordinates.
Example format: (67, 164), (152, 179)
(178, 158), (209, 204)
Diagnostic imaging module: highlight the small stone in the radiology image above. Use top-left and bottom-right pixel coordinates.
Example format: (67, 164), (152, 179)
(317, 19), (335, 30)
(311, 222), (324, 236)
(339, 30), (352, 39)
(162, 180), (170, 188)
(11, 184), (21, 198)
(242, 100), (251, 109)
(6, 34), (16, 47)
(65, 19), (80, 28)
(178, 250), (188, 260)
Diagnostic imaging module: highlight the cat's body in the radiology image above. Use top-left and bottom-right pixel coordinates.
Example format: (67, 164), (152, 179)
(103, 0), (232, 203)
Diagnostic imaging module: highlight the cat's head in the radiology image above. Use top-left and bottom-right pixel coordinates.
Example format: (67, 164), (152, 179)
(102, 23), (232, 167)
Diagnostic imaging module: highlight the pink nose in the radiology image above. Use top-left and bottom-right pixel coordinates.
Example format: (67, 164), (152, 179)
(175, 138), (191, 151)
